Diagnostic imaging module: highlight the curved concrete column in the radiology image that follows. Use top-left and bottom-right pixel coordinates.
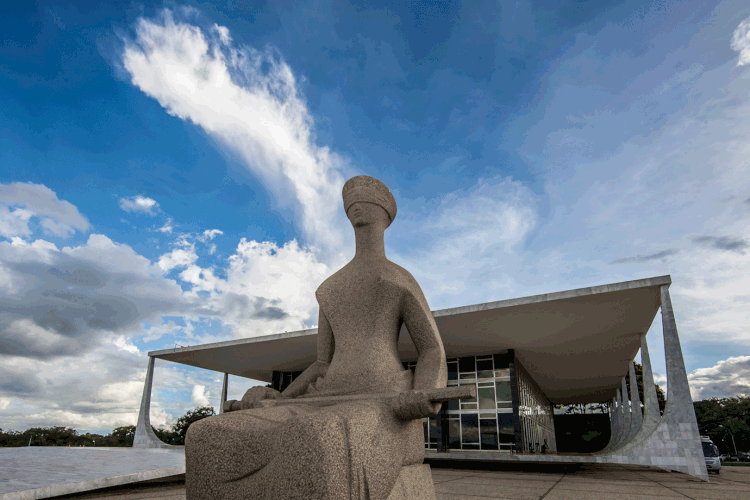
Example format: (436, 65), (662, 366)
(219, 373), (228, 414)
(602, 389), (624, 453)
(622, 361), (643, 445)
(600, 398), (618, 453)
(617, 335), (661, 451)
(133, 356), (181, 449)
(602, 285), (707, 481)
(613, 376), (632, 451)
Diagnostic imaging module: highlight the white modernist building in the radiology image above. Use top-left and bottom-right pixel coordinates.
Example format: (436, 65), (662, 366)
(134, 275), (708, 480)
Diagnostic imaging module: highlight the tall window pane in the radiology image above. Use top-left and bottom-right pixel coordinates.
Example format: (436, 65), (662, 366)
(476, 359), (494, 379)
(495, 380), (512, 402)
(480, 418), (499, 450)
(478, 387), (495, 410)
(461, 414), (479, 445)
(448, 419), (461, 449)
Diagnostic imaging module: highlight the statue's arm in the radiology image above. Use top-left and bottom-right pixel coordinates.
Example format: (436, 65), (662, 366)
(280, 309), (333, 398)
(401, 277), (447, 392)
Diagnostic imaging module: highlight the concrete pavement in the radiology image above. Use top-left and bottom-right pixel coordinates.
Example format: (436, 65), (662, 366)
(44, 461), (750, 500)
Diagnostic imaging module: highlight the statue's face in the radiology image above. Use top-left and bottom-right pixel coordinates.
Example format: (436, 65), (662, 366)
(347, 201), (390, 228)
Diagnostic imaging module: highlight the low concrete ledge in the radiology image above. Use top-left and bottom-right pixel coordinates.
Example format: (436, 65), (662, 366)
(0, 466), (185, 500)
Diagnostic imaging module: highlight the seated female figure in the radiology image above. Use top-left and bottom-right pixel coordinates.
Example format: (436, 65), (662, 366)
(185, 176), (447, 500)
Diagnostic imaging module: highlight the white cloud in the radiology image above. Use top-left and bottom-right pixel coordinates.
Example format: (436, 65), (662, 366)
(158, 246), (199, 273)
(689, 356), (750, 401)
(119, 195), (160, 215)
(731, 16), (750, 67)
(392, 176), (538, 308)
(0, 182), (89, 238)
(121, 10), (353, 254)
(179, 238), (330, 339)
(0, 397), (10, 410)
(191, 384), (211, 407)
(157, 217), (174, 234)
(199, 229), (223, 242)
(0, 232), (193, 359)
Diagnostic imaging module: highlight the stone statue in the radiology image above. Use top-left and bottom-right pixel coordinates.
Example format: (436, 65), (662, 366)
(185, 176), (449, 500)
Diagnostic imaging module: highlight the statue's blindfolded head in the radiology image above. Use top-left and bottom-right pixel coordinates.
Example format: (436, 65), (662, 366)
(342, 175), (397, 227)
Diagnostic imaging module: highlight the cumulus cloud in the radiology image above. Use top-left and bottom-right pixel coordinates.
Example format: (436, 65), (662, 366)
(0, 182), (89, 238)
(0, 336), (204, 434)
(0, 233), (193, 359)
(119, 195), (160, 215)
(158, 246), (199, 273)
(731, 16), (750, 67)
(179, 238), (330, 338)
(121, 9), (352, 254)
(689, 356), (750, 401)
(191, 384), (211, 407)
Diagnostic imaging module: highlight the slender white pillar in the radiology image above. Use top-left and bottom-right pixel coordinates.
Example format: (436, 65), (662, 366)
(133, 356), (179, 448)
(219, 373), (228, 414)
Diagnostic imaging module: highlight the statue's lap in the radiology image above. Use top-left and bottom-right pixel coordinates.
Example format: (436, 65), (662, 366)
(186, 400), (424, 500)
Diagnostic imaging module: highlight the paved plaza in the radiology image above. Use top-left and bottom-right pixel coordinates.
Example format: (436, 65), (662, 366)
(0, 448), (184, 500)
(6, 457), (748, 500)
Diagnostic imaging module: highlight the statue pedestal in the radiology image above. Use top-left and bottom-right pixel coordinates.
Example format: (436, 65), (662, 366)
(386, 464), (436, 500)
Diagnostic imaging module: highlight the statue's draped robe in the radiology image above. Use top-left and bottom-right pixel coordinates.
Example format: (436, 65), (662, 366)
(185, 369), (424, 500)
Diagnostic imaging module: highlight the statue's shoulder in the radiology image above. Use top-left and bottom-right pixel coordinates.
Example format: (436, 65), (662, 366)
(315, 264), (349, 301)
(382, 260), (421, 294)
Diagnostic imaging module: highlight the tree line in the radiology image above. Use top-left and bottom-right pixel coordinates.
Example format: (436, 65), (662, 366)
(0, 406), (215, 447)
(2, 394), (748, 454)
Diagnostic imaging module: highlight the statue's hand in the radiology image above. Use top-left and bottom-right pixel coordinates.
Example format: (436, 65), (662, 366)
(392, 390), (442, 421)
(225, 386), (285, 412)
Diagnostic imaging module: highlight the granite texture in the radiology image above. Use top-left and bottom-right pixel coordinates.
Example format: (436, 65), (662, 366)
(186, 176), (447, 499)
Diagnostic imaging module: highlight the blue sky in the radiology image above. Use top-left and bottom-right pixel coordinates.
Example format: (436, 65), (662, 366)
(1, 0), (750, 436)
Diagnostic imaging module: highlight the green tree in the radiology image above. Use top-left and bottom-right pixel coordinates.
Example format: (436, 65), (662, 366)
(170, 406), (216, 445)
(694, 396), (750, 454)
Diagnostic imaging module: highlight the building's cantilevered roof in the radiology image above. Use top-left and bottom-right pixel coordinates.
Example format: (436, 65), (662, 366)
(149, 275), (670, 404)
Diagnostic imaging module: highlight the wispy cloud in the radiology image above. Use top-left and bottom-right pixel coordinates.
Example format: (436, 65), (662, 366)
(609, 249), (679, 264)
(121, 9), (352, 254)
(693, 235), (749, 254)
(119, 195), (160, 216)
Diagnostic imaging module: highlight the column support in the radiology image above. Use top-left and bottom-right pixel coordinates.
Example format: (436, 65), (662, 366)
(219, 373), (229, 414)
(133, 356), (180, 449)
(602, 284), (707, 481)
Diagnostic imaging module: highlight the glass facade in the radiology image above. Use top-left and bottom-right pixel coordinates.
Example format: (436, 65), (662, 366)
(271, 350), (556, 454)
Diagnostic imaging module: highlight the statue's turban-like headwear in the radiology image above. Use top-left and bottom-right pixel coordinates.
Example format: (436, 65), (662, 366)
(342, 175), (397, 226)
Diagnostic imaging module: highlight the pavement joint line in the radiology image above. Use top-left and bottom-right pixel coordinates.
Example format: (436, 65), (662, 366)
(537, 471), (566, 499)
(636, 472), (696, 500)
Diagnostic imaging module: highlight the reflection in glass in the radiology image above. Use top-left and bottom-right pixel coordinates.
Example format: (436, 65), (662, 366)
(494, 368), (510, 378)
(478, 387), (495, 410)
(476, 359), (494, 379)
(495, 381), (512, 402)
(448, 419), (461, 449)
(428, 417), (441, 446)
(480, 418), (499, 450)
(461, 414), (479, 444)
(447, 362), (458, 381)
